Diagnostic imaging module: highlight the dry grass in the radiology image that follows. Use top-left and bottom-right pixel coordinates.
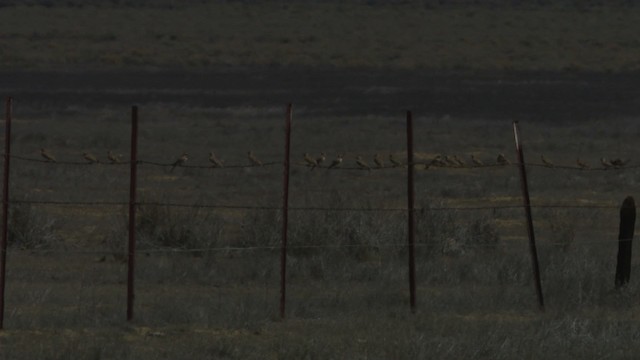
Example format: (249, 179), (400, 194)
(1, 2), (640, 71)
(1, 98), (640, 358)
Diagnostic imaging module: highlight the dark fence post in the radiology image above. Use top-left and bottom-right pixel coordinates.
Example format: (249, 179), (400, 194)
(280, 103), (292, 319)
(615, 196), (635, 288)
(127, 106), (138, 321)
(406, 111), (416, 312)
(0, 97), (12, 329)
(512, 121), (545, 311)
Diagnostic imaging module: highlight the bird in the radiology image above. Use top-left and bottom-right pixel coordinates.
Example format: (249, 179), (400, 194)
(601, 157), (613, 169)
(444, 155), (458, 167)
(327, 154), (343, 169)
(610, 158), (629, 168)
(355, 156), (371, 171)
(209, 152), (224, 168)
(170, 152), (188, 172)
(471, 154), (484, 166)
(83, 152), (98, 163)
(541, 154), (553, 167)
(576, 158), (589, 169)
(316, 153), (326, 167)
(389, 154), (402, 167)
(107, 150), (121, 164)
(303, 153), (318, 167)
(497, 153), (509, 165)
(40, 148), (56, 162)
(374, 153), (384, 168)
(453, 155), (466, 167)
(430, 155), (447, 167)
(248, 151), (263, 166)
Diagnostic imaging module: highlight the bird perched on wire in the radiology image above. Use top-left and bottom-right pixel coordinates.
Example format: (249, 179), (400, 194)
(356, 156), (371, 171)
(541, 154), (553, 167)
(610, 158), (629, 168)
(209, 152), (224, 168)
(374, 153), (384, 168)
(170, 152), (189, 172)
(601, 157), (613, 169)
(430, 155), (447, 167)
(576, 158), (589, 169)
(389, 154), (402, 167)
(471, 154), (484, 167)
(83, 152), (99, 164)
(444, 155), (458, 167)
(107, 150), (121, 164)
(497, 153), (509, 165)
(304, 153), (318, 167)
(248, 151), (263, 167)
(328, 154), (343, 169)
(453, 155), (466, 167)
(40, 148), (56, 162)
(316, 153), (326, 167)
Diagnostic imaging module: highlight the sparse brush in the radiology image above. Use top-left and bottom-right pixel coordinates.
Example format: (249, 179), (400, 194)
(8, 201), (60, 249)
(135, 196), (224, 252)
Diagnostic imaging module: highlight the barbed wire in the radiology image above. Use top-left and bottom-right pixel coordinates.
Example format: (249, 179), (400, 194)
(8, 154), (639, 172)
(10, 199), (618, 211)
(15, 237), (629, 255)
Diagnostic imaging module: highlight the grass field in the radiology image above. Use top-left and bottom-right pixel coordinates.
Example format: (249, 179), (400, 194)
(1, 1), (640, 72)
(2, 1), (640, 358)
(1, 96), (640, 358)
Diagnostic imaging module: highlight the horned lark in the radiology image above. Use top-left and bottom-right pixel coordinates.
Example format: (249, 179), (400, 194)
(601, 157), (613, 169)
(316, 153), (326, 167)
(248, 151), (263, 166)
(430, 155), (447, 167)
(453, 155), (466, 167)
(389, 154), (402, 167)
(304, 153), (318, 167)
(541, 154), (553, 167)
(444, 155), (458, 167)
(497, 153), (509, 165)
(356, 156), (371, 171)
(40, 148), (56, 162)
(209, 152), (224, 168)
(170, 152), (188, 172)
(328, 154), (343, 169)
(107, 150), (121, 164)
(471, 154), (484, 166)
(374, 153), (384, 168)
(611, 158), (629, 168)
(83, 152), (98, 163)
(576, 158), (589, 169)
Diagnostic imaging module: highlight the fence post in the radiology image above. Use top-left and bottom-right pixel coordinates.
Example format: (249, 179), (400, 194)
(0, 97), (12, 329)
(512, 121), (545, 311)
(615, 196), (635, 288)
(406, 111), (416, 312)
(280, 103), (292, 319)
(127, 106), (138, 321)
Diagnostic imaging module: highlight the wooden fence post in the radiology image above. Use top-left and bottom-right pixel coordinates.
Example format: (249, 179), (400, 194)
(615, 196), (635, 288)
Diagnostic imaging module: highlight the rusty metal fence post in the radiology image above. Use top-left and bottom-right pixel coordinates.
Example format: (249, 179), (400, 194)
(280, 103), (292, 319)
(512, 121), (544, 311)
(406, 110), (416, 312)
(127, 106), (138, 321)
(0, 97), (12, 329)
(615, 196), (635, 288)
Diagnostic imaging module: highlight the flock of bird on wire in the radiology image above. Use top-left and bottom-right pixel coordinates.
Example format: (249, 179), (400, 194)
(37, 148), (630, 171)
